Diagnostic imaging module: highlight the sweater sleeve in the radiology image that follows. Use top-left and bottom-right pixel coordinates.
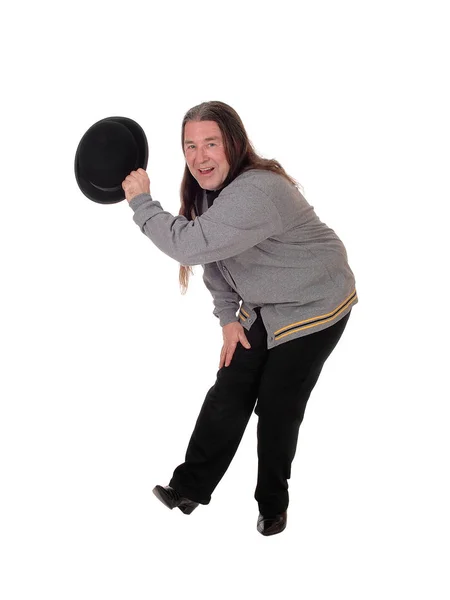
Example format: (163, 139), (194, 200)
(202, 262), (241, 327)
(128, 178), (283, 266)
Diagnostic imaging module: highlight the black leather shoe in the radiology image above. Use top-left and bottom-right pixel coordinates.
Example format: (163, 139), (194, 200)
(257, 511), (287, 536)
(152, 485), (199, 515)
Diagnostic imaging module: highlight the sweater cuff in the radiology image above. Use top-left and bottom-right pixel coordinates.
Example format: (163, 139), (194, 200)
(218, 309), (240, 327)
(129, 192), (153, 211)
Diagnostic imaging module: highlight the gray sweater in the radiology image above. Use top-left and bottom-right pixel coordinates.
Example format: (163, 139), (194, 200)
(129, 168), (358, 349)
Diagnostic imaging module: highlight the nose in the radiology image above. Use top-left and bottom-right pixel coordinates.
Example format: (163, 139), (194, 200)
(194, 147), (209, 166)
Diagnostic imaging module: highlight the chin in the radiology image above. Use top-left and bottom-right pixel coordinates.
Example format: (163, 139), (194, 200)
(199, 182), (214, 190)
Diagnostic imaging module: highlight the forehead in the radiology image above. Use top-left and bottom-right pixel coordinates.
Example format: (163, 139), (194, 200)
(184, 120), (223, 142)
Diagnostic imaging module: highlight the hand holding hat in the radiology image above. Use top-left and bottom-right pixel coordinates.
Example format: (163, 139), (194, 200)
(122, 168), (150, 203)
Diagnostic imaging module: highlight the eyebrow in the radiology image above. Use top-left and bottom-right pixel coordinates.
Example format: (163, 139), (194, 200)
(184, 136), (220, 145)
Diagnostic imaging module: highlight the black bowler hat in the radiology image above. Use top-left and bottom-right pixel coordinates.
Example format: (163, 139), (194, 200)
(74, 116), (148, 204)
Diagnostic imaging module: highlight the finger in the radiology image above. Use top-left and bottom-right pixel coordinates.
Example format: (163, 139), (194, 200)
(219, 347), (226, 369)
(220, 347), (231, 368)
(225, 349), (234, 367)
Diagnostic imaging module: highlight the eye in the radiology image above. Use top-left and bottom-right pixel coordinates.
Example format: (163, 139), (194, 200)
(208, 143), (216, 147)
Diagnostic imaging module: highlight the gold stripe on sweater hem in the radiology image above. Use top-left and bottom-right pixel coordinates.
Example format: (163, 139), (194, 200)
(238, 290), (357, 341)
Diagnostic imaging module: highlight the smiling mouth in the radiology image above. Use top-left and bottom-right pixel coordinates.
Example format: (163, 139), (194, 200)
(198, 167), (215, 175)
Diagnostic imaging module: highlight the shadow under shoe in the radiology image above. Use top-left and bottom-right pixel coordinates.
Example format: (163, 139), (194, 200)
(257, 511), (287, 536)
(152, 485), (199, 515)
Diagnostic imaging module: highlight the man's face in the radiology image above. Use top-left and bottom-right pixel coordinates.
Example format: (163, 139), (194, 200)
(184, 120), (230, 190)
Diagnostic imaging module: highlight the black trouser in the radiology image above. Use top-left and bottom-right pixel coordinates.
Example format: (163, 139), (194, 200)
(169, 309), (351, 516)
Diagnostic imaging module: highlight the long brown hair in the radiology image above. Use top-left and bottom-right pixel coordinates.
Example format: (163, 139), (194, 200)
(178, 101), (302, 294)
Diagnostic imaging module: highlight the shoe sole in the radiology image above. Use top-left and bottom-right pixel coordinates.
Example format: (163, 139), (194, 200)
(152, 485), (176, 510)
(152, 485), (198, 515)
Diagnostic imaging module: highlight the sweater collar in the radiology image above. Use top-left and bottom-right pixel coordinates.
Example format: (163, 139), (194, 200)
(205, 188), (221, 208)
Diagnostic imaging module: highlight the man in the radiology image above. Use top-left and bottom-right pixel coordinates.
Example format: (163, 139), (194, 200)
(122, 101), (357, 536)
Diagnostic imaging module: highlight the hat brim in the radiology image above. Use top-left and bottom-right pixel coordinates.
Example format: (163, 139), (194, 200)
(74, 116), (149, 204)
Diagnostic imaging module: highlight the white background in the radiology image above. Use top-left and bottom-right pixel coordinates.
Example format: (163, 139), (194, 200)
(1, 1), (449, 598)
